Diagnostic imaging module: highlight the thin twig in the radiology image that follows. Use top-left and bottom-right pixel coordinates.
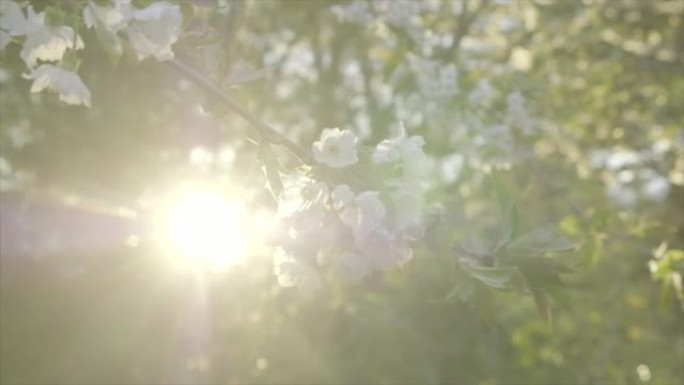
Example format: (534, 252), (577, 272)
(166, 59), (313, 164)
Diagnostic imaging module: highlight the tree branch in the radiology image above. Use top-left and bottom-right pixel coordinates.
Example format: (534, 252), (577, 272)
(165, 58), (313, 164)
(451, 0), (490, 59)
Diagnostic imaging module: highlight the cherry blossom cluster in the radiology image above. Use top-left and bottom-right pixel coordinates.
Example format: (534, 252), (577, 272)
(0, 0), (182, 107)
(331, 0), (439, 30)
(590, 144), (676, 207)
(442, 82), (539, 170)
(410, 56), (459, 100)
(330, 0), (540, 171)
(331, 0), (449, 49)
(271, 124), (433, 292)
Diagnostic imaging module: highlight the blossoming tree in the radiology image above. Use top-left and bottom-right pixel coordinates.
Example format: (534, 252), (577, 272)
(1, 0), (682, 383)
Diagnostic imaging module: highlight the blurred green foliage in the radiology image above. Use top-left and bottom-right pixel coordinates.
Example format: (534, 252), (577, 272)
(1, 0), (683, 384)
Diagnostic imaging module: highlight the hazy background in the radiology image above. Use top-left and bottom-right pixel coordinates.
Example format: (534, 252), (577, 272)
(1, 0), (683, 384)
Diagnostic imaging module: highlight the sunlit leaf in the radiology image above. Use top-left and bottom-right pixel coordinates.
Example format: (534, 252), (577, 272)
(462, 262), (527, 291)
(497, 202), (519, 249)
(442, 277), (476, 303)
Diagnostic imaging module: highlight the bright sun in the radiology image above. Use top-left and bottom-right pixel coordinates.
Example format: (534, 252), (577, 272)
(156, 183), (248, 271)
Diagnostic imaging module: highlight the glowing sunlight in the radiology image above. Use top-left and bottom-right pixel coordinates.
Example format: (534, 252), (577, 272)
(155, 183), (248, 271)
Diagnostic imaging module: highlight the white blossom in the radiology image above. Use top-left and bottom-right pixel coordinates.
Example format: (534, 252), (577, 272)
(273, 122), (435, 286)
(333, 186), (386, 237)
(441, 152), (464, 183)
(373, 123), (432, 178)
(607, 180), (637, 207)
(271, 177), (334, 263)
(372, 139), (401, 163)
(505, 91), (536, 135)
(640, 169), (670, 202)
(348, 191), (386, 236)
(468, 78), (495, 107)
(19, 7), (83, 68)
(642, 175), (670, 202)
(370, 123), (433, 236)
(0, 0), (28, 36)
(125, 1), (182, 61)
(301, 181), (330, 207)
(372, 124), (408, 164)
(390, 184), (425, 236)
(401, 137), (433, 179)
(332, 184), (355, 210)
(83, 0), (132, 32)
(412, 57), (458, 99)
(278, 177), (328, 223)
(355, 228), (412, 271)
(468, 122), (516, 169)
(384, 0), (422, 28)
(25, 64), (91, 107)
(331, 0), (373, 24)
(312, 128), (359, 168)
(273, 247), (321, 293)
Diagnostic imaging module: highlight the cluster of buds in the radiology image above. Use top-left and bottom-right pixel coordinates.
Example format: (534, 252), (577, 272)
(270, 124), (433, 292)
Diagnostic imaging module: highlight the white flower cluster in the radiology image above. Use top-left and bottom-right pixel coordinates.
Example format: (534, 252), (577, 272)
(312, 128), (358, 168)
(332, 0), (433, 31)
(0, 2), (83, 67)
(331, 0), (374, 25)
(26, 64), (93, 107)
(458, 82), (540, 169)
(1, 0), (90, 106)
(591, 147), (674, 207)
(382, 0), (423, 29)
(271, 125), (433, 292)
(412, 57), (459, 99)
(0, 0), (182, 107)
(468, 78), (495, 108)
(83, 0), (182, 61)
(505, 91), (536, 136)
(606, 169), (670, 207)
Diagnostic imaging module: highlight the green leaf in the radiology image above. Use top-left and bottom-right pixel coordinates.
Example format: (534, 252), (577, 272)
(484, 172), (519, 250)
(442, 277), (476, 303)
(461, 263), (527, 291)
(497, 202), (519, 249)
(545, 285), (574, 313)
(509, 226), (575, 253)
(511, 256), (574, 299)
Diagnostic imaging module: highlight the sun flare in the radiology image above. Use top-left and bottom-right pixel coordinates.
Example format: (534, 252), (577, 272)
(156, 183), (248, 271)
